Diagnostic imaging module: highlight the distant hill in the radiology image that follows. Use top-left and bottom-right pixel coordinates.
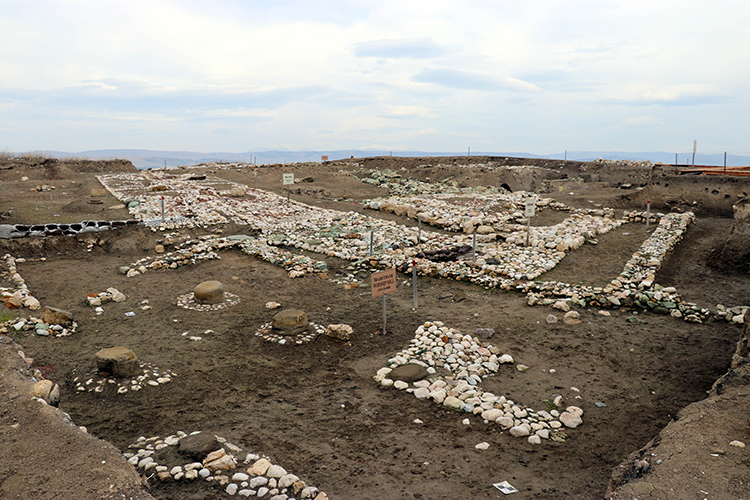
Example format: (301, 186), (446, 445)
(30, 149), (750, 169)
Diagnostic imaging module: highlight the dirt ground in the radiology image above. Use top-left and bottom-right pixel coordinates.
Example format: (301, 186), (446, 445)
(0, 156), (748, 500)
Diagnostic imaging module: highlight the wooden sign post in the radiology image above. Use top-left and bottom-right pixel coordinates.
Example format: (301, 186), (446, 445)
(371, 268), (397, 334)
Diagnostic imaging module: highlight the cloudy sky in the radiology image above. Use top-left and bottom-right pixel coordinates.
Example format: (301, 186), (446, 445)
(2, 0), (748, 156)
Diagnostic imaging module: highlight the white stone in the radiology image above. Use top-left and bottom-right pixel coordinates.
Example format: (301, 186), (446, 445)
(560, 411), (583, 428)
(266, 465), (286, 478)
(481, 409), (503, 421)
(496, 416), (514, 429)
(278, 473), (299, 488)
(509, 424), (531, 437)
(250, 476), (268, 488)
(413, 387), (430, 399)
(232, 472), (250, 482)
(226, 483), (238, 495)
(498, 354), (514, 364)
(475, 442), (490, 450)
(552, 300), (570, 312)
(443, 396), (462, 409)
(301, 486), (319, 498)
(430, 388), (447, 403)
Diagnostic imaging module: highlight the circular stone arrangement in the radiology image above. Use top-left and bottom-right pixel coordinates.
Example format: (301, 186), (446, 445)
(123, 430), (326, 499)
(177, 291), (240, 311)
(254, 322), (326, 345)
(73, 360), (176, 395)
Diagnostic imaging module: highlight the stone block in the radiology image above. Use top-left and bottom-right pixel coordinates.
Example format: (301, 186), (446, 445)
(194, 281), (225, 304)
(40, 306), (73, 326)
(95, 347), (141, 378)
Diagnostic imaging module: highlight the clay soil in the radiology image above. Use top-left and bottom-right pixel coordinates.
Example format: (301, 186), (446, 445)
(0, 157), (748, 500)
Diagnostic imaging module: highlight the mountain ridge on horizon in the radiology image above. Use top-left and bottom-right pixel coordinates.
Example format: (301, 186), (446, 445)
(21, 148), (750, 169)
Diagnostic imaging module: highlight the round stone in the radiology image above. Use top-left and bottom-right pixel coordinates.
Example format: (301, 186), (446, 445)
(177, 432), (221, 461)
(95, 347), (141, 378)
(271, 309), (309, 335)
(193, 281), (225, 304)
(388, 363), (429, 383)
(30, 380), (60, 406)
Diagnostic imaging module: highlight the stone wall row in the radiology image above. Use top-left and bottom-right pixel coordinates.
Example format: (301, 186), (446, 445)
(0, 220), (141, 239)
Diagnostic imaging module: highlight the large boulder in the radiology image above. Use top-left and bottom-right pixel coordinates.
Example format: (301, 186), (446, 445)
(40, 306), (73, 326)
(30, 379), (60, 407)
(325, 324), (352, 342)
(95, 347), (141, 378)
(194, 281), (225, 304)
(272, 309), (308, 335)
(178, 432), (221, 462)
(389, 363), (429, 383)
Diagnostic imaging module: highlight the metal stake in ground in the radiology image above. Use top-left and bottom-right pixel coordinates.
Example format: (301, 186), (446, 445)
(646, 201), (651, 230)
(161, 196), (165, 224)
(472, 229), (477, 261)
(418, 218), (421, 242)
(371, 268), (396, 335)
(255, 168), (259, 189)
(412, 260), (418, 309)
(369, 230), (374, 255)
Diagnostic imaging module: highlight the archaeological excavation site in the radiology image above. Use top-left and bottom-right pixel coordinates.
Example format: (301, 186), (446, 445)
(0, 155), (748, 500)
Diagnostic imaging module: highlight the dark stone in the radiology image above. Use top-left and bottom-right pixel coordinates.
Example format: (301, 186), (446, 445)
(474, 328), (495, 339)
(389, 363), (429, 383)
(178, 432), (221, 461)
(653, 306), (670, 315)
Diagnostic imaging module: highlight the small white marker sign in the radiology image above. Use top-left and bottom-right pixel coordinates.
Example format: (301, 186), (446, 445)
(282, 173), (295, 185)
(524, 199), (536, 218)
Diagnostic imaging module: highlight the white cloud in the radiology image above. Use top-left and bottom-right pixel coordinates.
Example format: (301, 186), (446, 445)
(600, 84), (729, 107)
(353, 38), (447, 59)
(380, 105), (437, 119)
(1, 1), (750, 153)
(412, 69), (540, 93)
(620, 116), (664, 127)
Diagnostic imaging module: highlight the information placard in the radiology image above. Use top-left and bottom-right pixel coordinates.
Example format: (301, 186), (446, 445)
(524, 199), (536, 218)
(282, 173), (295, 185)
(371, 268), (397, 298)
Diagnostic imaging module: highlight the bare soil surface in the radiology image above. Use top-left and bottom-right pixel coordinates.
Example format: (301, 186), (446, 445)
(0, 156), (748, 500)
